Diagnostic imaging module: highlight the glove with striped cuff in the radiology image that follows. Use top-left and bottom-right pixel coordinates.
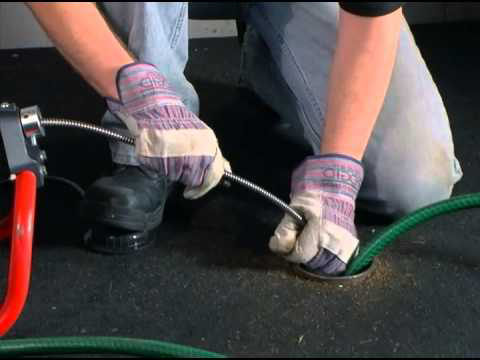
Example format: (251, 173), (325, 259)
(106, 62), (230, 200)
(269, 154), (363, 275)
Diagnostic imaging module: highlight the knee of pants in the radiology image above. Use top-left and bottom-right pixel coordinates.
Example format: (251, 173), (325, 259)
(380, 159), (460, 218)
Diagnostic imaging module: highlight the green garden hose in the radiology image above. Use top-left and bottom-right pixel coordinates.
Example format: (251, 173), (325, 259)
(345, 192), (480, 276)
(0, 336), (226, 358)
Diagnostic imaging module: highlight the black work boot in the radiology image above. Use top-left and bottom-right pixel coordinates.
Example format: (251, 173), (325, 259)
(79, 166), (173, 253)
(80, 165), (173, 231)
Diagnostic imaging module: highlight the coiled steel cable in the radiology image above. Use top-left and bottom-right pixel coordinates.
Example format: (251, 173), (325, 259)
(40, 118), (306, 225)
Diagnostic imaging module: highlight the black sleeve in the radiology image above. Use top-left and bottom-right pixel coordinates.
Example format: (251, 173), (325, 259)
(339, 2), (405, 17)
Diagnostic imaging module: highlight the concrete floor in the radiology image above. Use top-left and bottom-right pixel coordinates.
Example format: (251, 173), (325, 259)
(0, 22), (480, 357)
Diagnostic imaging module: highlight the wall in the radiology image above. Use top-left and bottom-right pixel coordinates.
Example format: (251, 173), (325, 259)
(0, 3), (237, 50)
(1, 2), (479, 50)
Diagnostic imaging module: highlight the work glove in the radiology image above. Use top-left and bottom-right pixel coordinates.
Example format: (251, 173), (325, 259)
(106, 62), (231, 199)
(269, 154), (363, 275)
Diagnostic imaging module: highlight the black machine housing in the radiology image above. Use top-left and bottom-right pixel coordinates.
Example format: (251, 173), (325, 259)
(0, 103), (46, 187)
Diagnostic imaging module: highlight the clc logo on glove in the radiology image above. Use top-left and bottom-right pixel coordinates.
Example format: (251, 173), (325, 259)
(140, 71), (168, 90)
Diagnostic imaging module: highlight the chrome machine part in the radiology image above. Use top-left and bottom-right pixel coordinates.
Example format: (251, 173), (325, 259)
(20, 106), (45, 139)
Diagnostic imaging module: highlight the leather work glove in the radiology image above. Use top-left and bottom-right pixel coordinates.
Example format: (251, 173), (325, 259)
(269, 154), (363, 275)
(106, 62), (231, 199)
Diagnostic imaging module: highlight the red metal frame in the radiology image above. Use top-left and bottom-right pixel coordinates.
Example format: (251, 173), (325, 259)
(0, 171), (36, 336)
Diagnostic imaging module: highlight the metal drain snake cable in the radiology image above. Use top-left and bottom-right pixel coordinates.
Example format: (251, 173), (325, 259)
(40, 118), (306, 225)
(40, 118), (480, 277)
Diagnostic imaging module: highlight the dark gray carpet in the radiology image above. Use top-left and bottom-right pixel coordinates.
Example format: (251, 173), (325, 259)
(0, 22), (479, 357)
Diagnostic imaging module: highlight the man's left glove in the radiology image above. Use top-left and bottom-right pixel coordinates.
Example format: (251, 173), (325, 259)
(269, 154), (363, 275)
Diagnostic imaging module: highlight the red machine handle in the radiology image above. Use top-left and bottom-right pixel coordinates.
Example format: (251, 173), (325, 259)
(0, 171), (36, 336)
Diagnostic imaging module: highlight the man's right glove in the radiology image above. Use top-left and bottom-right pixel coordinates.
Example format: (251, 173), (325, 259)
(269, 154), (363, 275)
(106, 62), (231, 199)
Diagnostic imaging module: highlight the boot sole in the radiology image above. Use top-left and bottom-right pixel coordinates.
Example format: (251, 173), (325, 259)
(79, 200), (167, 232)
